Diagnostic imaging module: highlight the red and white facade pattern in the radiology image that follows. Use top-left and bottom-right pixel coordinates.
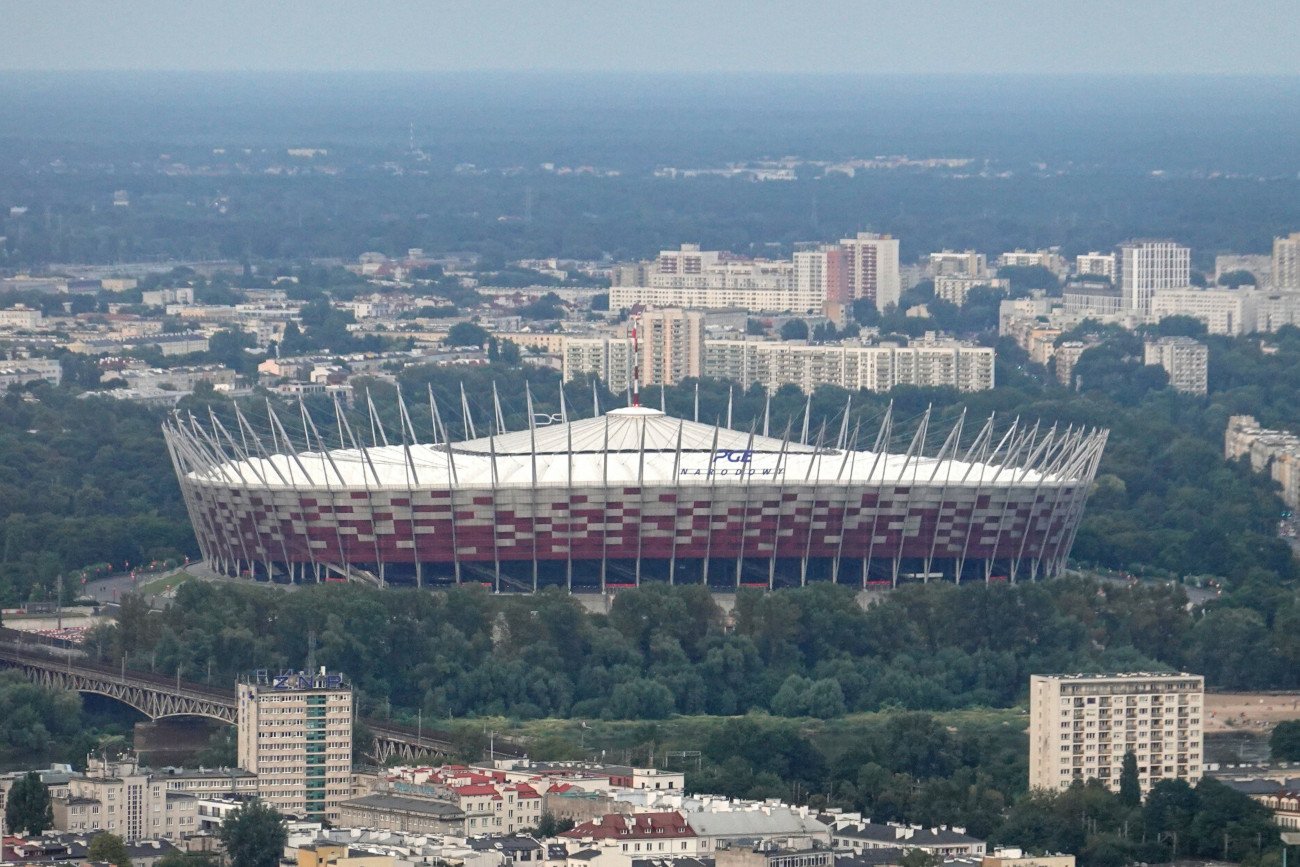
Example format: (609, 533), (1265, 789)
(164, 405), (1106, 591)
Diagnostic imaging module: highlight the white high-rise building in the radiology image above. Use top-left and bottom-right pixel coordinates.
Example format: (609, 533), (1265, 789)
(1274, 233), (1300, 291)
(1029, 673), (1203, 795)
(841, 233), (901, 311)
(237, 669), (353, 823)
(1117, 240), (1191, 312)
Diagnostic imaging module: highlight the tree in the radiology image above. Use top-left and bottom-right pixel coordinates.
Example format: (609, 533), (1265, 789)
(1217, 269), (1258, 288)
(220, 801), (287, 867)
(446, 322), (490, 348)
(746, 318), (767, 336)
(87, 832), (132, 867)
(1119, 751), (1141, 807)
(535, 811), (576, 836)
(898, 850), (940, 867)
(780, 319), (809, 340)
(4, 771), (53, 835)
(1271, 720), (1300, 761)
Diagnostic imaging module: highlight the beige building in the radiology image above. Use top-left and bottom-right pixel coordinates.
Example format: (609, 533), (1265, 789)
(1143, 337), (1208, 395)
(54, 755), (198, 841)
(238, 669), (353, 823)
(1028, 673), (1204, 794)
(1053, 341), (1096, 388)
(982, 849), (1075, 867)
(638, 308), (706, 386)
(1225, 415), (1300, 510)
(297, 842), (396, 867)
(338, 793), (466, 834)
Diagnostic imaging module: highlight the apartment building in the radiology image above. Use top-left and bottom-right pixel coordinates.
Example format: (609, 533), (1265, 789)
(237, 669), (354, 823)
(563, 336), (635, 394)
(1274, 232), (1300, 291)
(1225, 415), (1300, 510)
(929, 250), (988, 279)
(841, 233), (901, 311)
(934, 275), (1010, 307)
(608, 284), (816, 315)
(794, 245), (850, 307)
(638, 308), (706, 386)
(1117, 240), (1191, 312)
(701, 336), (994, 394)
(1075, 253), (1116, 281)
(1053, 341), (1096, 388)
(997, 249), (1066, 276)
(1143, 337), (1208, 396)
(1148, 288), (1255, 336)
(53, 756), (198, 841)
(1028, 673), (1204, 794)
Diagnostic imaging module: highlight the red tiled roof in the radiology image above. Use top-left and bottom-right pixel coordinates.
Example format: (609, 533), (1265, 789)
(562, 812), (695, 840)
(456, 784), (503, 799)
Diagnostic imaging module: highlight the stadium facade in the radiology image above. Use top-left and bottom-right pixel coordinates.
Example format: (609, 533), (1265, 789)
(163, 398), (1106, 592)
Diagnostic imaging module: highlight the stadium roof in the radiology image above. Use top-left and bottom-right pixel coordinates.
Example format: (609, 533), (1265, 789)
(172, 406), (1104, 492)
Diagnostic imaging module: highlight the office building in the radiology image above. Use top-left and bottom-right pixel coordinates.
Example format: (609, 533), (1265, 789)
(1117, 240), (1191, 312)
(1143, 337), (1208, 395)
(1028, 673), (1204, 794)
(1275, 233), (1300, 291)
(237, 669), (354, 823)
(841, 233), (901, 311)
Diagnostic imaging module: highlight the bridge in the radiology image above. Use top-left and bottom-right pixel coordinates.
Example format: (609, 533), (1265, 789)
(0, 628), (522, 764)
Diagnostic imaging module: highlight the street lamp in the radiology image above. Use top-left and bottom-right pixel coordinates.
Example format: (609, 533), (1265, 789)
(1281, 831), (1300, 867)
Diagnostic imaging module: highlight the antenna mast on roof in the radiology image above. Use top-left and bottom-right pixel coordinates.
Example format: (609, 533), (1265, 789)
(631, 315), (641, 408)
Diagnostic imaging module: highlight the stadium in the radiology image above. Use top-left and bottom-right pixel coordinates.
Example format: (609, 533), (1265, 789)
(163, 396), (1107, 592)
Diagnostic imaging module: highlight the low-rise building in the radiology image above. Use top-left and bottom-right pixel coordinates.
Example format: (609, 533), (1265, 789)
(563, 812), (701, 858)
(339, 793), (467, 835)
(53, 755), (199, 841)
(824, 817), (984, 859)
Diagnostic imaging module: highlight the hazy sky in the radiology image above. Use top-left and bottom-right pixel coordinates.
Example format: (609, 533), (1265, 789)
(4, 0), (1299, 75)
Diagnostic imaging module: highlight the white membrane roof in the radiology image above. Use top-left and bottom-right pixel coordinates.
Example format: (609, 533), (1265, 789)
(183, 407), (1092, 491)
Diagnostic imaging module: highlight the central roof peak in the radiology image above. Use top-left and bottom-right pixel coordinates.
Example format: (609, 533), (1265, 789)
(607, 406), (665, 417)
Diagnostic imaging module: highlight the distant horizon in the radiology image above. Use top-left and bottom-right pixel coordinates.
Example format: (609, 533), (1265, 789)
(6, 1), (1300, 76)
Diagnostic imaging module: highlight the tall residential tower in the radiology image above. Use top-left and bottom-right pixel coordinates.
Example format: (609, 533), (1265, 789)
(237, 669), (353, 823)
